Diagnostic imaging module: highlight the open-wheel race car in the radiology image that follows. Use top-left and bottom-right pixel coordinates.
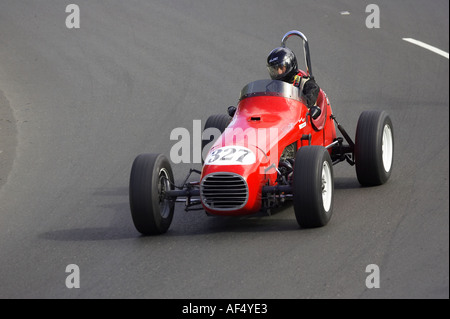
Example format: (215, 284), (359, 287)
(129, 30), (394, 235)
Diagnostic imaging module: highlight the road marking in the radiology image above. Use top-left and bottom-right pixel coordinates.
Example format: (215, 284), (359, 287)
(402, 38), (449, 59)
(340, 11), (350, 15)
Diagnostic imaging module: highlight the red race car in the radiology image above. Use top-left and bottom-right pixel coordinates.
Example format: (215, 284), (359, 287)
(129, 30), (394, 235)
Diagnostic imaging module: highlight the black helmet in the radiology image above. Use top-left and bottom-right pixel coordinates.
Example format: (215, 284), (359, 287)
(267, 47), (298, 83)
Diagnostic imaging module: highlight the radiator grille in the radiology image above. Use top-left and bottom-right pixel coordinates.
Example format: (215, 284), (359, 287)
(201, 173), (248, 211)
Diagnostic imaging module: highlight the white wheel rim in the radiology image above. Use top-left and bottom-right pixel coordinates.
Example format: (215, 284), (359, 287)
(382, 124), (393, 173)
(321, 161), (332, 212)
(158, 168), (171, 218)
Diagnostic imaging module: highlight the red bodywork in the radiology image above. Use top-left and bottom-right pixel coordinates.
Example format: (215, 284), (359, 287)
(201, 78), (337, 216)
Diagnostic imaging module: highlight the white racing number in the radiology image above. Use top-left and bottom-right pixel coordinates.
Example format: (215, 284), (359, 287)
(205, 146), (256, 165)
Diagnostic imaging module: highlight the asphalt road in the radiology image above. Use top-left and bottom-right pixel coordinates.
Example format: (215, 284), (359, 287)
(0, 0), (448, 299)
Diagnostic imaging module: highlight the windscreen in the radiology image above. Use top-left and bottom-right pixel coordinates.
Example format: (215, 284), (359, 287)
(239, 79), (301, 102)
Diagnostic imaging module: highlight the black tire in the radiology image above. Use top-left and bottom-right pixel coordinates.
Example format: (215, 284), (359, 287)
(293, 146), (334, 228)
(201, 114), (231, 162)
(129, 154), (175, 235)
(355, 111), (394, 186)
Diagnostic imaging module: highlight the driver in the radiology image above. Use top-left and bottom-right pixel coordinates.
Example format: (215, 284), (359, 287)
(266, 47), (320, 108)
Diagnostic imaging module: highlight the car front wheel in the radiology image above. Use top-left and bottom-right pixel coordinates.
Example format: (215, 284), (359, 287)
(293, 146), (334, 228)
(129, 153), (175, 235)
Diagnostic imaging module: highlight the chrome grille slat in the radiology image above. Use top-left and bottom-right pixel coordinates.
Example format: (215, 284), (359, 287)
(201, 173), (248, 211)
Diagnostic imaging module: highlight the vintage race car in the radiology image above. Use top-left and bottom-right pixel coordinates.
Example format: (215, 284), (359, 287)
(129, 30), (394, 235)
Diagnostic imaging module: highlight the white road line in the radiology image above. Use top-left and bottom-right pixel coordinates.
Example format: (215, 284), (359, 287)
(403, 38), (449, 59)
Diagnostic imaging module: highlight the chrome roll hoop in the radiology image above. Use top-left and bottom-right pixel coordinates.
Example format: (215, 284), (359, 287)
(281, 30), (313, 78)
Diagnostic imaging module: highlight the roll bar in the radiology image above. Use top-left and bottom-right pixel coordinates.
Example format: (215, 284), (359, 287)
(281, 30), (313, 78)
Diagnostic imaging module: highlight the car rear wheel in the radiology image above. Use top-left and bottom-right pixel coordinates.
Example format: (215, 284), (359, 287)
(293, 146), (334, 228)
(201, 114), (231, 162)
(355, 111), (394, 186)
(129, 153), (175, 235)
